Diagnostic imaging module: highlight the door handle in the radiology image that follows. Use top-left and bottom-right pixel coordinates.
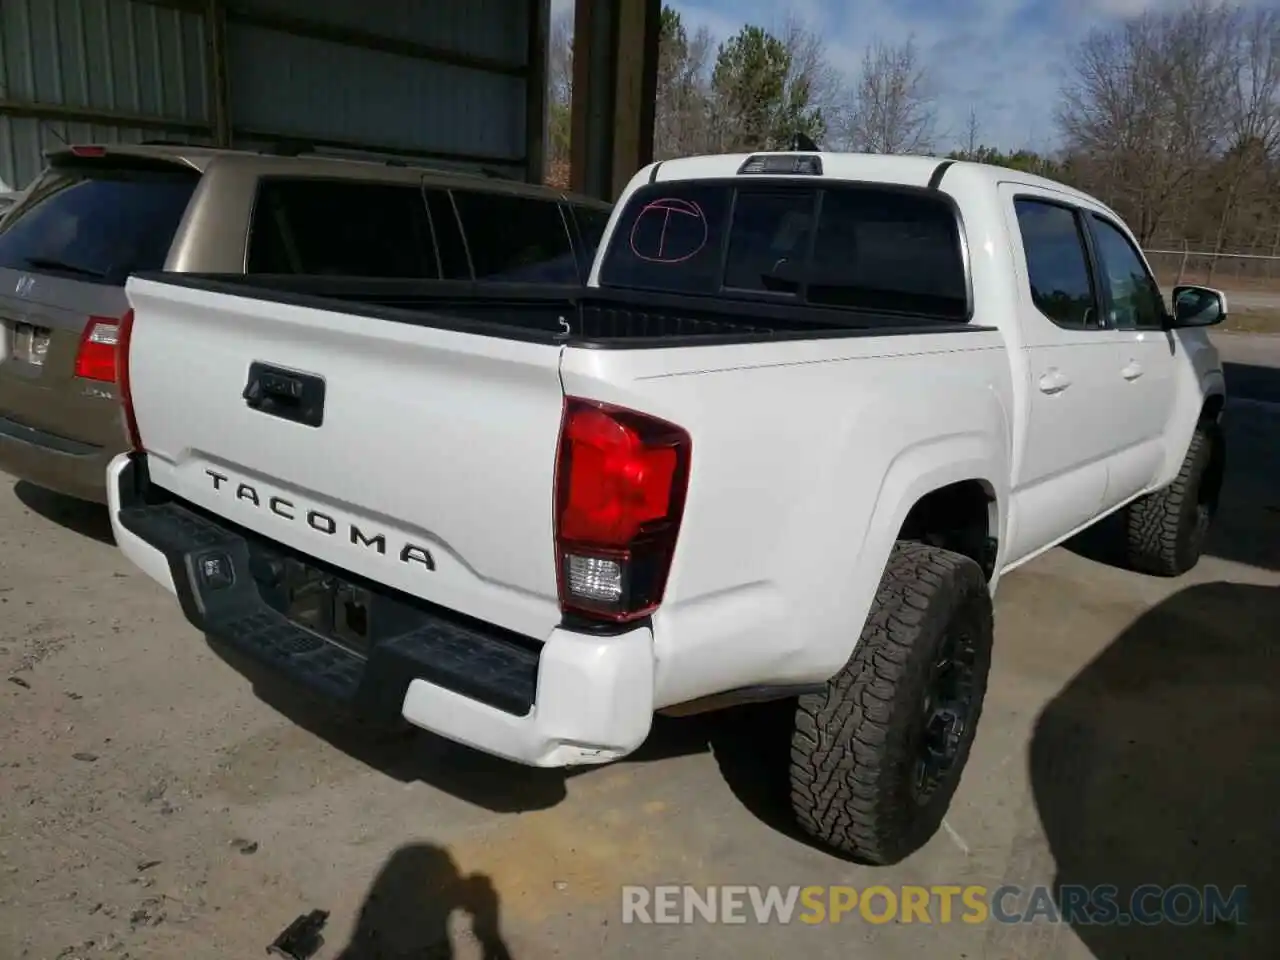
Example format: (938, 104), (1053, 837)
(1038, 369), (1071, 395)
(1121, 360), (1144, 381)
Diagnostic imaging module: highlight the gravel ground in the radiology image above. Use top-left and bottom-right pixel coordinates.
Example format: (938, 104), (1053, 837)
(1, 338), (1277, 960)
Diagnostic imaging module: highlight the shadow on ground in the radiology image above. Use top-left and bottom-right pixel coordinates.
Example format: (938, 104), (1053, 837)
(1031, 581), (1280, 958)
(1066, 362), (1280, 573)
(13, 481), (114, 545)
(331, 842), (513, 959)
(1223, 361), (1280, 405)
(209, 636), (813, 846)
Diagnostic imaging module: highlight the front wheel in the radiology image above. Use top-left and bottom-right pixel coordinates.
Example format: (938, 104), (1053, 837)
(1124, 420), (1225, 577)
(788, 541), (993, 865)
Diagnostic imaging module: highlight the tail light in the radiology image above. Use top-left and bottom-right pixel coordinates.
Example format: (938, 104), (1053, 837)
(116, 309), (142, 450)
(554, 397), (692, 624)
(74, 316), (123, 382)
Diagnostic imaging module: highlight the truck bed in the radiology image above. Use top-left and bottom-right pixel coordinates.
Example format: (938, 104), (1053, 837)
(132, 272), (982, 348)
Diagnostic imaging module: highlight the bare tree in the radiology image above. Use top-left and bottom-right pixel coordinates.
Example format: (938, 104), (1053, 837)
(653, 8), (715, 159)
(544, 8), (574, 183)
(776, 15), (849, 144)
(1056, 0), (1238, 242)
(962, 108), (981, 156)
(1204, 6), (1280, 276)
(844, 37), (938, 155)
(548, 8), (573, 107)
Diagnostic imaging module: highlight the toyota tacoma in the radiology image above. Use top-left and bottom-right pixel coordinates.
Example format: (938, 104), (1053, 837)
(106, 151), (1228, 864)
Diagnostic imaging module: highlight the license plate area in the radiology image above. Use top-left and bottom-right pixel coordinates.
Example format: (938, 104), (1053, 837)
(5, 320), (51, 366)
(280, 558), (373, 657)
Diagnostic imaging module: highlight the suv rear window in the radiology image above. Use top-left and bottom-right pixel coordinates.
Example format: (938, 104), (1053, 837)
(598, 180), (969, 321)
(0, 159), (199, 285)
(247, 178), (441, 278)
(451, 191), (579, 283)
(573, 204), (612, 262)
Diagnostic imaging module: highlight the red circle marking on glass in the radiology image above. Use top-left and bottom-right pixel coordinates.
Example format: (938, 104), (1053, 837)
(628, 198), (708, 264)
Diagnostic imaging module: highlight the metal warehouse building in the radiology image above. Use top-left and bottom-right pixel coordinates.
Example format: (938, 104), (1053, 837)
(0, 0), (658, 200)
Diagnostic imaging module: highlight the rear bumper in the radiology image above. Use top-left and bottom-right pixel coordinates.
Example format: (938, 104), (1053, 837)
(106, 452), (655, 768)
(0, 413), (115, 503)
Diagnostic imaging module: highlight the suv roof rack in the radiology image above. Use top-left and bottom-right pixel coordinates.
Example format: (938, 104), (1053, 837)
(136, 137), (523, 181)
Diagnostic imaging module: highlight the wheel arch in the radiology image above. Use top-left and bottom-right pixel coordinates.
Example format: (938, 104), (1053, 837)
(829, 432), (1009, 680)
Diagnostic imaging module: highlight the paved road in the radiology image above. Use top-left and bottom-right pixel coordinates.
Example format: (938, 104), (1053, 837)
(1221, 289), (1280, 312)
(2, 338), (1278, 960)
(1215, 331), (1280, 405)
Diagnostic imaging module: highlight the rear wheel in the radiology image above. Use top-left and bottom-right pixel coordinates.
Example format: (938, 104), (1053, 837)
(788, 541), (993, 864)
(1124, 420), (1225, 576)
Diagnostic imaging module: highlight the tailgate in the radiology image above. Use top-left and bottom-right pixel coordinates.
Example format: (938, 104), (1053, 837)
(123, 276), (568, 640)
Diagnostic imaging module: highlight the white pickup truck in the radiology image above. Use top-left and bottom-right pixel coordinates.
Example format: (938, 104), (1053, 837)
(107, 151), (1228, 864)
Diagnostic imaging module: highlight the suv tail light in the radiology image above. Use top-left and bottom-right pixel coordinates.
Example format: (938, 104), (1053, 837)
(74, 316), (123, 382)
(116, 309), (142, 450)
(554, 397), (692, 624)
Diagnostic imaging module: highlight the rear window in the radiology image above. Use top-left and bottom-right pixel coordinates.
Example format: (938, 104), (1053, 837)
(247, 178), (440, 278)
(598, 180), (969, 320)
(0, 160), (199, 285)
(573, 204), (612, 262)
(451, 191), (579, 283)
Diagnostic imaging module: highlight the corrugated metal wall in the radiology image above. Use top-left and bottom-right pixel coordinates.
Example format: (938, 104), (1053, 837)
(0, 0), (210, 190)
(0, 0), (546, 191)
(226, 0), (531, 169)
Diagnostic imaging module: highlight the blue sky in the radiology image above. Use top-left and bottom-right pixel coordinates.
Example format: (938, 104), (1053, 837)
(550, 0), (1211, 153)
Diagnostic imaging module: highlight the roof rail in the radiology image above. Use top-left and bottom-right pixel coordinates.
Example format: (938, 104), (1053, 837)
(136, 138), (223, 147)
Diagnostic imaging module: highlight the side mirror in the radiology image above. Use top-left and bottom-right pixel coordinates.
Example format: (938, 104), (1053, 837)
(1169, 285), (1227, 328)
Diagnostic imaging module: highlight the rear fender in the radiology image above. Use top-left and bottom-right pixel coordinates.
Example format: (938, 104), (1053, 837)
(829, 434), (1008, 675)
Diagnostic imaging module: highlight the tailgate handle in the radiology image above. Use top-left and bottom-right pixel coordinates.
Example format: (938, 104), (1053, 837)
(242, 362), (325, 428)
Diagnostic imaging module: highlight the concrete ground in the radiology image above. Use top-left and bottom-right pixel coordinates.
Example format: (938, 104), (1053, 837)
(2, 336), (1278, 960)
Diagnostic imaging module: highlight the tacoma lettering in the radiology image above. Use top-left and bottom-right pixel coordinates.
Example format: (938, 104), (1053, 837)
(351, 526), (386, 554)
(205, 473), (434, 571)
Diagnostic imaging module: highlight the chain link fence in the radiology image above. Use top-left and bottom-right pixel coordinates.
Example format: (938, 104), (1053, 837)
(1145, 246), (1280, 298)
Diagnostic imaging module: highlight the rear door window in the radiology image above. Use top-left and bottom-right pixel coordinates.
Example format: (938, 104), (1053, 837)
(598, 180), (969, 321)
(0, 159), (199, 285)
(1013, 199), (1100, 330)
(247, 178), (440, 278)
(451, 191), (579, 283)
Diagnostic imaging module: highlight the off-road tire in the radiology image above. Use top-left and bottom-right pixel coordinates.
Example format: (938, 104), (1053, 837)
(788, 541), (993, 865)
(1124, 420), (1225, 577)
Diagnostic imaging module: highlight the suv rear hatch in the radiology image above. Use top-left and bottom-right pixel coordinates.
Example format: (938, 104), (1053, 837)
(0, 150), (200, 447)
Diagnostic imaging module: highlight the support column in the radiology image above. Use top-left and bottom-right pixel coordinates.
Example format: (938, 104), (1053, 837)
(569, 0), (660, 201)
(205, 0), (232, 146)
(524, 0), (549, 183)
